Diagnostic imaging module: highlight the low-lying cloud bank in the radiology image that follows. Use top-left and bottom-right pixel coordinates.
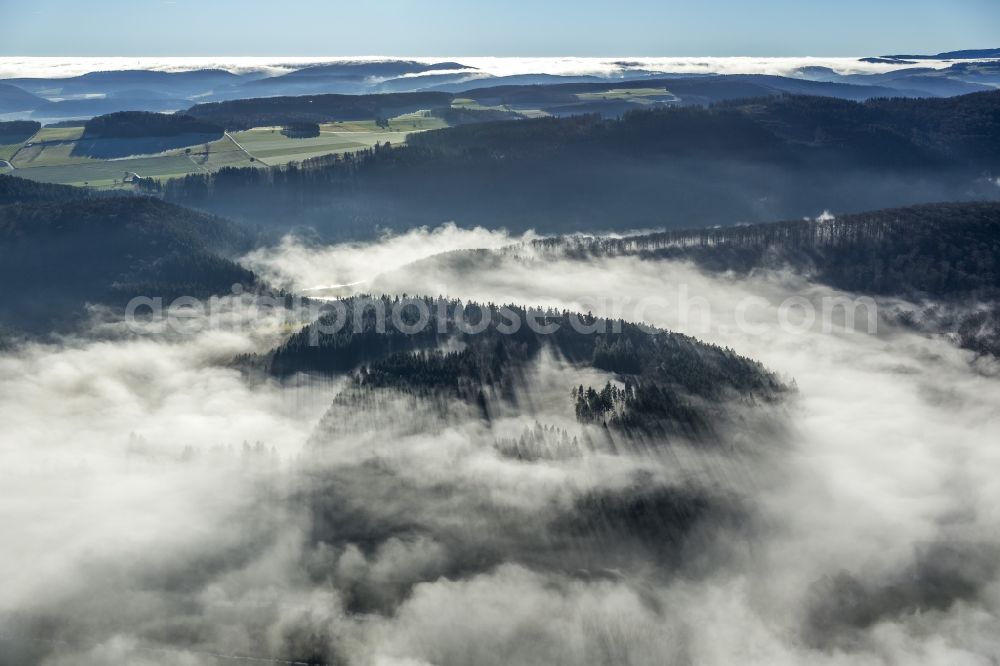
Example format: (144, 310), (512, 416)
(0, 55), (965, 79)
(2, 226), (999, 665)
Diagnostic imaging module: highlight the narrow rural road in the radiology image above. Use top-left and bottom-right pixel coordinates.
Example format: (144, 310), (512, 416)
(224, 131), (264, 166)
(0, 159), (14, 170)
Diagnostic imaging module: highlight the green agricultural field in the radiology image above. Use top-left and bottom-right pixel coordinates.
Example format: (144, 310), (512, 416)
(177, 135), (258, 170)
(7, 133), (258, 185)
(230, 127), (367, 165)
(31, 126), (85, 142)
(389, 111), (448, 130)
(9, 155), (204, 187)
(12, 141), (96, 167)
(450, 98), (548, 118)
(7, 112), (442, 186)
(10, 129), (232, 168)
(576, 88), (679, 104)
(0, 125), (43, 161)
(0, 144), (22, 162)
(8, 135), (263, 186)
(451, 98), (509, 111)
(230, 115), (444, 167)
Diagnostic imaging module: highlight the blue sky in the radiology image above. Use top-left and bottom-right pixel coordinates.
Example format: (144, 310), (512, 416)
(1, 0), (998, 56)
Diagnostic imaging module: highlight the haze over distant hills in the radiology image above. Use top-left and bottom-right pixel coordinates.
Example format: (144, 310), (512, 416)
(1, 52), (998, 122)
(880, 47), (1000, 60)
(160, 90), (1000, 237)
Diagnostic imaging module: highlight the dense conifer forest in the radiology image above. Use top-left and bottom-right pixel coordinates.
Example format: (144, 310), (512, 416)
(184, 92), (453, 130)
(0, 184), (259, 330)
(0, 120), (40, 145)
(256, 296), (786, 437)
(162, 92), (1000, 236)
(83, 111), (224, 138)
(539, 202), (1000, 300)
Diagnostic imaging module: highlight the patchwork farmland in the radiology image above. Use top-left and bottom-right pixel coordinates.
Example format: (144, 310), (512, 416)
(2, 112), (444, 187)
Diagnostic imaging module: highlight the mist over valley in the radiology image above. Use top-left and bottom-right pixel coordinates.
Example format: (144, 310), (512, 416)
(2, 11), (1000, 664)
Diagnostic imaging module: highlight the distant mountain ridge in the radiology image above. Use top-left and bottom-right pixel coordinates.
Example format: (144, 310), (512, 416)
(797, 60), (1000, 97)
(281, 60), (474, 78)
(881, 48), (1000, 60)
(177, 72), (962, 131)
(0, 82), (47, 113)
(2, 55), (998, 123)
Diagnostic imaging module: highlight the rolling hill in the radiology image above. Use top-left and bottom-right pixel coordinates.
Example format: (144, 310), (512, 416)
(0, 82), (46, 113)
(0, 174), (259, 332)
(163, 91), (1000, 237)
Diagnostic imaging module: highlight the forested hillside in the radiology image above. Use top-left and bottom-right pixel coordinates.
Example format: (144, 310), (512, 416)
(540, 202), (1000, 300)
(255, 296), (786, 438)
(533, 201), (1000, 356)
(82, 111), (223, 138)
(0, 174), (94, 204)
(0, 120), (40, 147)
(285, 295), (786, 588)
(0, 176), (260, 331)
(184, 91), (453, 129)
(178, 73), (954, 131)
(163, 92), (1000, 238)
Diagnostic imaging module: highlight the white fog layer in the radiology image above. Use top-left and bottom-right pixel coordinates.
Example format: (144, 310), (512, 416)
(0, 56), (978, 80)
(2, 227), (999, 665)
